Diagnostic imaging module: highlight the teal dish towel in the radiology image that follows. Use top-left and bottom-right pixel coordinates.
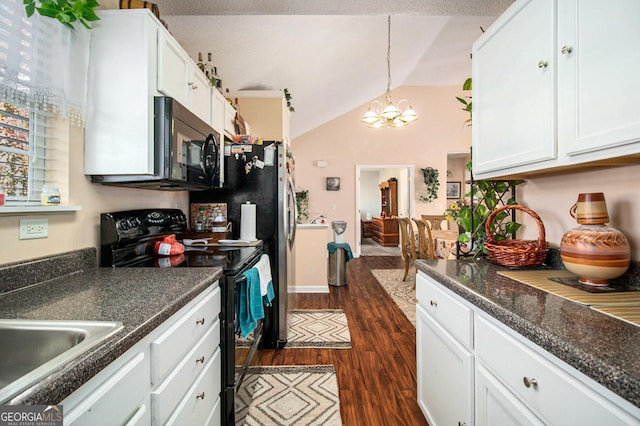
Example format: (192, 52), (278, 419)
(236, 267), (265, 338)
(327, 242), (354, 261)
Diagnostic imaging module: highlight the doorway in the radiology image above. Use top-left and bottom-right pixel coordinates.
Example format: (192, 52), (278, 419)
(354, 164), (415, 257)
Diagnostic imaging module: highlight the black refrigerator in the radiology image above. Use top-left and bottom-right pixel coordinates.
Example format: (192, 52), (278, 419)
(190, 140), (297, 349)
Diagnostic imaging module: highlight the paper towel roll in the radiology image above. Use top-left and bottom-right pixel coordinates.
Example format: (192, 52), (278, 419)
(240, 202), (257, 242)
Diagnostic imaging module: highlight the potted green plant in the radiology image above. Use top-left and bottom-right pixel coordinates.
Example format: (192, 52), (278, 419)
(296, 190), (309, 223)
(24, 0), (100, 31)
(444, 160), (523, 256)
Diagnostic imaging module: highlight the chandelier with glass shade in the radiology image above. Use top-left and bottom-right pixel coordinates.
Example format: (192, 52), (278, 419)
(361, 15), (418, 128)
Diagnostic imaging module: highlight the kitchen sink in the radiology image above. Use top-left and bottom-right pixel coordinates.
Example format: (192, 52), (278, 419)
(0, 319), (123, 403)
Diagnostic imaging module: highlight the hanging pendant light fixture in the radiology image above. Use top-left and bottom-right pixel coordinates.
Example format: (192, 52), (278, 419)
(361, 15), (418, 128)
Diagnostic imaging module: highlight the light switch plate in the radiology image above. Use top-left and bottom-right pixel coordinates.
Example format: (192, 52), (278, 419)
(19, 219), (49, 239)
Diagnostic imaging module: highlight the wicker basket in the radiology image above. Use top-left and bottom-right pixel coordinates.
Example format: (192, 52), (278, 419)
(484, 205), (549, 267)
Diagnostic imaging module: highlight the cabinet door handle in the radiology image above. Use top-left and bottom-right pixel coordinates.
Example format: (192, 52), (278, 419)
(196, 318), (205, 325)
(196, 392), (205, 400)
(196, 356), (205, 363)
(561, 45), (573, 55)
(537, 60), (549, 69)
(188, 81), (198, 90)
(430, 300), (438, 307)
(458, 423), (467, 426)
(523, 376), (538, 388)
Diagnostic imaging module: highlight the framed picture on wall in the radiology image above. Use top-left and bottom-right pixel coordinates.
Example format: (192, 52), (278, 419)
(446, 181), (461, 199)
(326, 177), (340, 191)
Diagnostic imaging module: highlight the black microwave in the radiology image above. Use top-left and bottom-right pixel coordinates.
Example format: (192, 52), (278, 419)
(90, 97), (222, 191)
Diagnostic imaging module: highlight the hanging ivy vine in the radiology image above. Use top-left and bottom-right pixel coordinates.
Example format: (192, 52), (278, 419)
(419, 167), (440, 203)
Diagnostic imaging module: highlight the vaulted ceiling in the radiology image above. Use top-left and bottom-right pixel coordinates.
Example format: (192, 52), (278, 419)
(152, 1), (512, 138)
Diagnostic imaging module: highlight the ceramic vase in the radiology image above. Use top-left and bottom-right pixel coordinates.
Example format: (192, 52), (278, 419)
(560, 193), (630, 286)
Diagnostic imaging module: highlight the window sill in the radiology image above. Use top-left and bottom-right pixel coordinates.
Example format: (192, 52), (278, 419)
(0, 205), (82, 216)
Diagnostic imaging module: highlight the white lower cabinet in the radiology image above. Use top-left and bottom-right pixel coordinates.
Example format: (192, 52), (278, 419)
(61, 284), (221, 426)
(165, 349), (221, 426)
(62, 351), (150, 426)
(475, 313), (639, 425)
(416, 271), (640, 425)
(417, 304), (473, 426)
(476, 363), (544, 426)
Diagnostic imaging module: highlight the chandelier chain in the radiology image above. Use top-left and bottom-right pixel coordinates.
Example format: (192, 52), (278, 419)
(386, 15), (392, 94)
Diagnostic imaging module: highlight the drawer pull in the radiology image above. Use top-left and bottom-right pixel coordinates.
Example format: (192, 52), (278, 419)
(196, 356), (205, 364)
(537, 60), (548, 69)
(430, 300), (438, 307)
(196, 392), (205, 400)
(523, 377), (538, 388)
(196, 318), (205, 325)
(458, 423), (467, 426)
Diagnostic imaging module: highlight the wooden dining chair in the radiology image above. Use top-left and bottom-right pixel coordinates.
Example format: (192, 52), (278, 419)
(412, 218), (435, 260)
(421, 214), (448, 231)
(397, 217), (418, 282)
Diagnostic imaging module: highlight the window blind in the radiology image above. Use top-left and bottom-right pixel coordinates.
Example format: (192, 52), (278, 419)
(0, 0), (86, 203)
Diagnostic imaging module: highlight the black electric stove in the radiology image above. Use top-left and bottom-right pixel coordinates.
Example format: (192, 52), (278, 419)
(100, 208), (263, 426)
(100, 208), (262, 273)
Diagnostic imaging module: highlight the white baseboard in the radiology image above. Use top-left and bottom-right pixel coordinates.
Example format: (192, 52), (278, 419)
(291, 285), (330, 294)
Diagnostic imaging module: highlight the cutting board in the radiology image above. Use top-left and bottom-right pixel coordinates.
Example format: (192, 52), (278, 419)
(184, 239), (261, 247)
(498, 270), (640, 326)
(591, 305), (640, 327)
(497, 270), (640, 306)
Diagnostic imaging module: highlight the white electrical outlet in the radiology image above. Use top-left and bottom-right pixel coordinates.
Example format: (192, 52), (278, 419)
(19, 219), (49, 240)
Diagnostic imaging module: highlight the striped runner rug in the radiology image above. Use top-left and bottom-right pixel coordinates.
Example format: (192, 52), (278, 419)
(371, 269), (416, 327)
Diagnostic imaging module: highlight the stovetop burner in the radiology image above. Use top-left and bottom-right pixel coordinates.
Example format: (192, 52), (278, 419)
(100, 208), (262, 273)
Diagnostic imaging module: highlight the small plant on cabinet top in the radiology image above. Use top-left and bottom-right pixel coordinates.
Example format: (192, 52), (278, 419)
(283, 88), (295, 112)
(24, 0), (100, 31)
(419, 167), (439, 203)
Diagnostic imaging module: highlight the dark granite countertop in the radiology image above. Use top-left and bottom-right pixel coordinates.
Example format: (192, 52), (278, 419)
(415, 257), (640, 409)
(0, 248), (223, 405)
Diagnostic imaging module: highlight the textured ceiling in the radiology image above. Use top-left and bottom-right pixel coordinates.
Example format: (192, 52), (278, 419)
(152, 1), (513, 138)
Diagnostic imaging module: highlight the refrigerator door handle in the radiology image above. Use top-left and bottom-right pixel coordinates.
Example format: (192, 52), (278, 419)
(287, 176), (297, 249)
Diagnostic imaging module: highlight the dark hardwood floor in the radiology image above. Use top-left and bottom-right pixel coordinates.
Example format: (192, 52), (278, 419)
(251, 255), (429, 426)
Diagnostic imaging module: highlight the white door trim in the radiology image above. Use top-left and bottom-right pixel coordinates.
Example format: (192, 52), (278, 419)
(354, 164), (415, 257)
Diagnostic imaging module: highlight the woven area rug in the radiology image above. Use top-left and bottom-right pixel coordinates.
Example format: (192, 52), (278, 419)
(237, 309), (351, 349)
(287, 309), (351, 349)
(371, 269), (416, 327)
(235, 365), (342, 425)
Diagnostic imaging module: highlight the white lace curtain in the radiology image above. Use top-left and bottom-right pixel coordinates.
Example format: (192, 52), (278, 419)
(0, 0), (90, 126)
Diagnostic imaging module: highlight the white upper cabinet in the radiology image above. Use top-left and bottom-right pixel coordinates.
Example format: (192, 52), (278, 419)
(558, 0), (640, 157)
(85, 10), (214, 177)
(211, 89), (227, 136)
(472, 0), (640, 179)
(472, 0), (557, 176)
(158, 32), (211, 125)
(84, 10), (159, 176)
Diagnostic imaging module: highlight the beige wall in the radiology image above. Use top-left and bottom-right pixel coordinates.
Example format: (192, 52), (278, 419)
(292, 85), (473, 251)
(0, 126), (188, 265)
(518, 164), (640, 260)
(3, 84), (637, 266)
(292, 85), (640, 262)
